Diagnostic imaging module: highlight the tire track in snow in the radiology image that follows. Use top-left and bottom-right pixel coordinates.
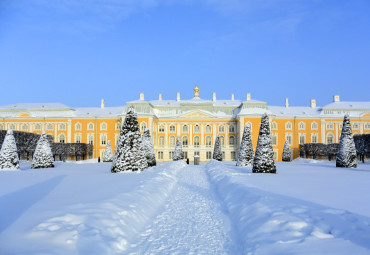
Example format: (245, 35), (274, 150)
(128, 165), (241, 255)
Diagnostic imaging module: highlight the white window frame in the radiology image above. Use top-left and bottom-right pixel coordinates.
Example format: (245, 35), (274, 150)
(298, 122), (305, 130)
(285, 121), (292, 130)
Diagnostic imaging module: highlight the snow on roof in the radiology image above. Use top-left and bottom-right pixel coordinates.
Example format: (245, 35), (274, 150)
(150, 100), (180, 107)
(0, 103), (71, 110)
(322, 101), (370, 110)
(74, 107), (125, 117)
(237, 108), (271, 116)
(268, 106), (321, 117)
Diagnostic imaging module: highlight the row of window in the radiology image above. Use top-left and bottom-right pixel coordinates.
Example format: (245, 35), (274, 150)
(0, 123), (67, 131)
(157, 151), (236, 160)
(157, 124), (236, 134)
(158, 135), (236, 147)
(272, 121), (319, 131)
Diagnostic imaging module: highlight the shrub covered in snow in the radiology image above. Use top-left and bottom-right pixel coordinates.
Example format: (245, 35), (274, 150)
(213, 135), (222, 161)
(253, 113), (276, 173)
(236, 124), (254, 166)
(141, 129), (156, 166)
(282, 140), (291, 162)
(336, 114), (357, 168)
(173, 136), (184, 161)
(32, 131), (54, 169)
(103, 140), (113, 162)
(0, 130), (20, 170)
(111, 107), (148, 172)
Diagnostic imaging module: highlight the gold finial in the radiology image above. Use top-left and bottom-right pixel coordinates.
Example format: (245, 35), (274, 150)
(193, 85), (200, 98)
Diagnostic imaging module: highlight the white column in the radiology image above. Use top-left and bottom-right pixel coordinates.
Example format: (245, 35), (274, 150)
(335, 122), (339, 143)
(68, 119), (72, 143)
(321, 119), (326, 143)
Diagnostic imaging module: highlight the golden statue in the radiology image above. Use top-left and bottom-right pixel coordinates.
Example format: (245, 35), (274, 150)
(193, 85), (200, 98)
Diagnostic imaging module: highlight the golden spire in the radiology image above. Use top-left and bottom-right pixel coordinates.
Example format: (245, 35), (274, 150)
(193, 85), (200, 98)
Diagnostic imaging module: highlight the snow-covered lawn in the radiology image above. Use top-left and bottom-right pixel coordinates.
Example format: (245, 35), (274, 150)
(1, 159), (370, 254)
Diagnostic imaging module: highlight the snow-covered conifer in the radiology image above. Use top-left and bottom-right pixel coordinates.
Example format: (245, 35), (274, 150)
(236, 124), (254, 166)
(0, 129), (20, 170)
(111, 107), (148, 172)
(336, 114), (357, 168)
(282, 140), (291, 162)
(141, 129), (156, 166)
(31, 131), (54, 169)
(253, 113), (276, 173)
(103, 140), (113, 162)
(213, 135), (222, 161)
(173, 136), (184, 161)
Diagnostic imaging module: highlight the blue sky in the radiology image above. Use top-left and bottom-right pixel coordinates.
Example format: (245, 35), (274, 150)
(0, 0), (369, 107)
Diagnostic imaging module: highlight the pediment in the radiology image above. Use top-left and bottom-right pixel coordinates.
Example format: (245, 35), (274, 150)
(180, 110), (216, 119)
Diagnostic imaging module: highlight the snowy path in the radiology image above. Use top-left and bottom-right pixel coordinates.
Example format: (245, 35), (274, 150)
(127, 165), (241, 255)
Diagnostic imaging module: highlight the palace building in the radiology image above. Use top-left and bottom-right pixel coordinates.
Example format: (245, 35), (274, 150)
(0, 86), (369, 162)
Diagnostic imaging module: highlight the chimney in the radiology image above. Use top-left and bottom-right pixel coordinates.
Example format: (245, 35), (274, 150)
(310, 99), (316, 108)
(231, 94), (234, 101)
(213, 92), (216, 101)
(159, 94), (162, 100)
(285, 98), (289, 108)
(246, 93), (251, 101)
(140, 93), (144, 101)
(333, 95), (340, 102)
(177, 92), (181, 101)
(101, 99), (105, 109)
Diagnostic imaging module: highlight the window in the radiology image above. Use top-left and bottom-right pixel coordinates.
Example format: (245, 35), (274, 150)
(273, 151), (278, 160)
(219, 136), (225, 146)
(170, 136), (176, 146)
(59, 123), (66, 130)
(298, 122), (305, 130)
(159, 136), (165, 146)
(272, 134), (277, 146)
(75, 134), (81, 143)
(159, 125), (165, 133)
(75, 123), (81, 130)
(231, 151), (236, 161)
(169, 151), (174, 159)
(47, 124), (53, 130)
(101, 134), (107, 145)
(327, 133), (334, 144)
(365, 123), (370, 130)
(219, 125), (225, 133)
(229, 135), (235, 146)
(101, 123), (107, 130)
(88, 135), (94, 145)
(311, 133), (318, 143)
(116, 122), (121, 130)
(194, 136), (200, 147)
(285, 122), (292, 130)
(205, 125), (211, 133)
(194, 151), (200, 156)
(353, 123), (359, 129)
(115, 134), (119, 145)
(182, 125), (189, 133)
(286, 134), (292, 145)
(311, 122), (318, 130)
(0, 124), (3, 130)
(141, 122), (147, 131)
(88, 123), (94, 130)
(21, 124), (28, 131)
(246, 122), (252, 131)
(222, 152), (225, 160)
(184, 151), (188, 159)
(206, 151), (212, 159)
(194, 125), (200, 133)
(272, 122), (277, 130)
(169, 125), (176, 132)
(182, 136), (188, 147)
(229, 125), (235, 133)
(158, 151), (163, 159)
(59, 134), (66, 143)
(34, 123), (41, 130)
(326, 122), (334, 130)
(299, 134), (305, 144)
(206, 136), (212, 147)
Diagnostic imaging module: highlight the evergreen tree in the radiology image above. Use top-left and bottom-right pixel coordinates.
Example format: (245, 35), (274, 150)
(103, 140), (113, 162)
(32, 131), (54, 169)
(282, 140), (291, 162)
(141, 129), (156, 166)
(236, 124), (254, 166)
(0, 129), (20, 170)
(336, 114), (357, 168)
(111, 107), (148, 172)
(213, 135), (222, 161)
(173, 136), (184, 161)
(253, 113), (276, 173)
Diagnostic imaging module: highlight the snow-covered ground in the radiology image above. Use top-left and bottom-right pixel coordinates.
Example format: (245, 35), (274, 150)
(1, 159), (370, 254)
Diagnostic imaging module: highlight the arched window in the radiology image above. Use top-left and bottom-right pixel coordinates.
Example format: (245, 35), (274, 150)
(88, 134), (94, 145)
(286, 134), (292, 145)
(272, 134), (277, 146)
(194, 125), (200, 133)
(141, 122), (147, 131)
(159, 136), (165, 146)
(219, 125), (225, 132)
(169, 125), (176, 132)
(299, 134), (305, 144)
(206, 136), (212, 147)
(75, 134), (81, 143)
(101, 134), (107, 145)
(101, 123), (107, 130)
(47, 123), (53, 130)
(311, 122), (318, 130)
(88, 123), (94, 130)
(22, 124), (28, 131)
(229, 135), (235, 145)
(271, 122), (277, 130)
(182, 136), (188, 147)
(116, 122), (121, 130)
(353, 123), (359, 129)
(59, 134), (66, 143)
(75, 123), (81, 130)
(299, 122), (305, 130)
(285, 122), (292, 130)
(219, 136), (225, 146)
(169, 136), (176, 146)
(326, 122), (334, 130)
(159, 125), (165, 133)
(59, 123), (66, 130)
(365, 123), (370, 130)
(182, 125), (189, 133)
(205, 125), (211, 133)
(229, 125), (235, 133)
(311, 133), (318, 143)
(194, 136), (200, 147)
(34, 123), (41, 130)
(326, 133), (334, 144)
(10, 124), (16, 130)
